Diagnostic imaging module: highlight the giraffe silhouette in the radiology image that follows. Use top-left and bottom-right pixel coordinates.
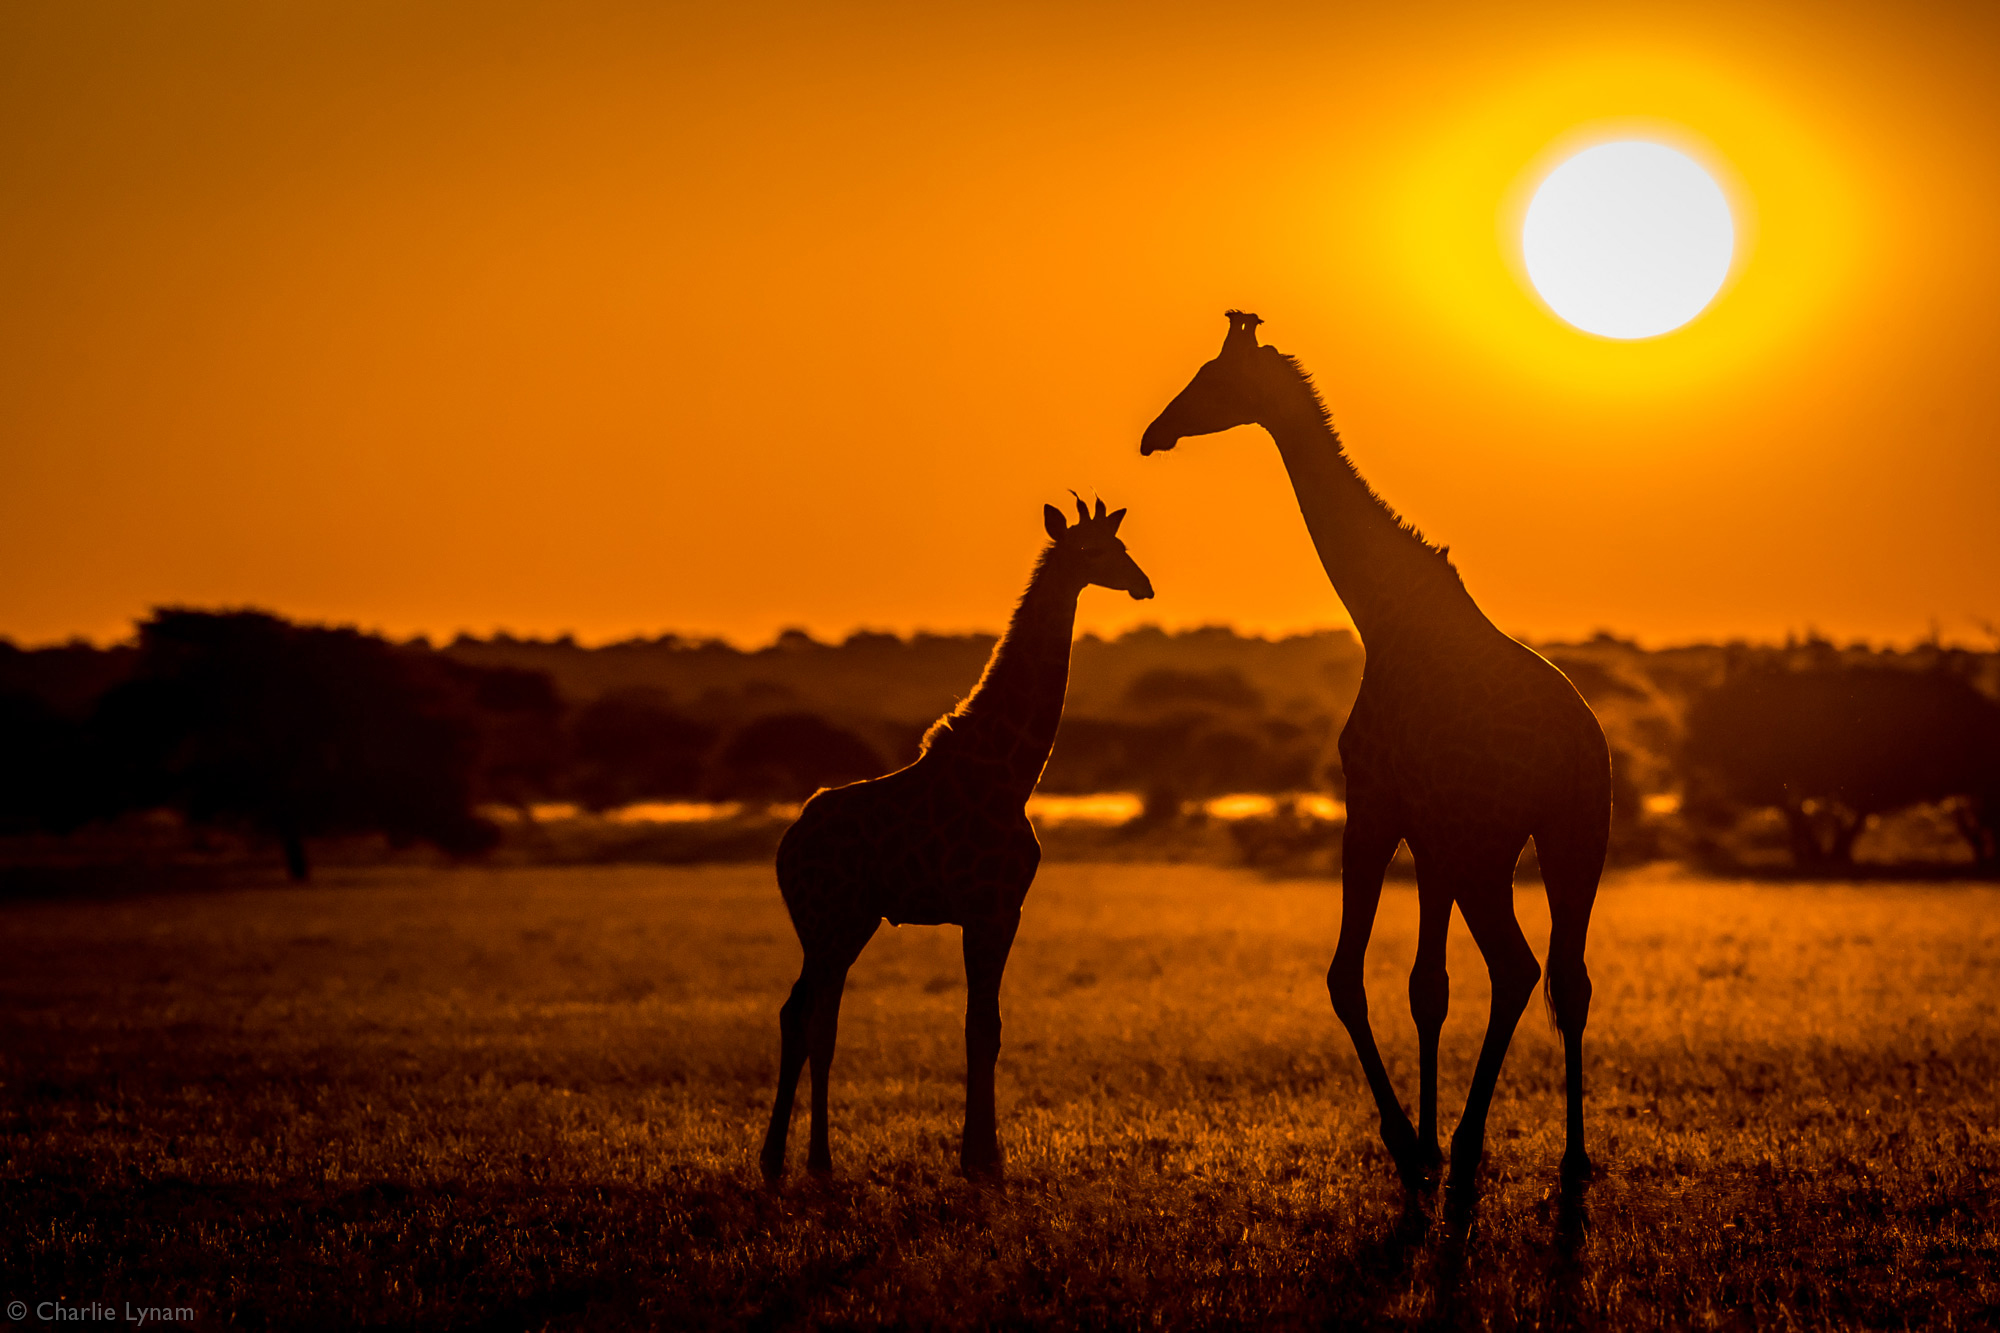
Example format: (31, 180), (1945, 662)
(759, 496), (1154, 1182)
(1142, 312), (1610, 1194)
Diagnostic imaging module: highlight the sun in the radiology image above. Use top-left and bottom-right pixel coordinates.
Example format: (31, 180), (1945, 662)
(1522, 140), (1735, 339)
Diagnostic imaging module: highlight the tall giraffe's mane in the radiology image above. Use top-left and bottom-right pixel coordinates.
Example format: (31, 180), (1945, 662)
(1273, 350), (1462, 581)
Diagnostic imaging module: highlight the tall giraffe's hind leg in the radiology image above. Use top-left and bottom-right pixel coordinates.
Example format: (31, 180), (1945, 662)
(1409, 881), (1452, 1178)
(1444, 852), (1542, 1195)
(1539, 820), (1605, 1186)
(960, 909), (1021, 1179)
(798, 915), (880, 1176)
(1327, 798), (1424, 1186)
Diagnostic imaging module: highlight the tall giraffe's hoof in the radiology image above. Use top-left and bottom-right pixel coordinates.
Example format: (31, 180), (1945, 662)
(1380, 1117), (1435, 1191)
(1560, 1147), (1595, 1187)
(758, 1145), (787, 1184)
(1444, 1174), (1482, 1235)
(1445, 1128), (1487, 1196)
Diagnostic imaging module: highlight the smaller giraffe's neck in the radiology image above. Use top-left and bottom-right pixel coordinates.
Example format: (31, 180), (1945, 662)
(928, 547), (1081, 800)
(1257, 363), (1484, 648)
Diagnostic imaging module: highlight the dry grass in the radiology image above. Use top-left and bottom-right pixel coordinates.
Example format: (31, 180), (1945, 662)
(2, 862), (1997, 1329)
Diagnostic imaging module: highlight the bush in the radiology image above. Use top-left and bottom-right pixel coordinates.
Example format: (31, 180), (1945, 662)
(708, 712), (886, 802)
(568, 688), (716, 810)
(1682, 664), (2000, 869)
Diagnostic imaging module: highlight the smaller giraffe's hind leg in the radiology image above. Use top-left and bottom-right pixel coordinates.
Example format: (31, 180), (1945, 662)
(960, 910), (1021, 1180)
(803, 916), (880, 1176)
(759, 969), (813, 1182)
(761, 912), (878, 1182)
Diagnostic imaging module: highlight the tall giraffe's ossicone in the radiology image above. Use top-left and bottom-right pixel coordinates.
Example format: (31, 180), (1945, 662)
(760, 497), (1154, 1182)
(1143, 312), (1610, 1196)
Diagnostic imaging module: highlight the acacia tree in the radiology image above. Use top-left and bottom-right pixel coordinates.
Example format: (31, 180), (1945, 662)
(99, 610), (500, 880)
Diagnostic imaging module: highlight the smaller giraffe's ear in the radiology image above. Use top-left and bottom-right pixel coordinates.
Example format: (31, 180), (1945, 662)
(1044, 504), (1068, 541)
(1105, 507), (1127, 533)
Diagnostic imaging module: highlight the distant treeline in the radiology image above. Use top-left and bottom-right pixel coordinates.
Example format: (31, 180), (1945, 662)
(3, 611), (1997, 877)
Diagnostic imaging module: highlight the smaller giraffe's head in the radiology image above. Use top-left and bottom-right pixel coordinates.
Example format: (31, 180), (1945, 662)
(1139, 309), (1295, 456)
(1043, 494), (1154, 601)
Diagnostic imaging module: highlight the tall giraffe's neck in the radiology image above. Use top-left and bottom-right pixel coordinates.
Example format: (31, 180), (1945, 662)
(1258, 368), (1483, 648)
(935, 548), (1081, 799)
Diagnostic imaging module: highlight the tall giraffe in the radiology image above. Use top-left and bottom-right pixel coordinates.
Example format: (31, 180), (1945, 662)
(760, 497), (1154, 1182)
(1142, 312), (1610, 1192)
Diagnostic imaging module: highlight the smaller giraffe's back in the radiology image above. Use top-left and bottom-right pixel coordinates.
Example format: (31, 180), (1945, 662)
(776, 755), (1043, 932)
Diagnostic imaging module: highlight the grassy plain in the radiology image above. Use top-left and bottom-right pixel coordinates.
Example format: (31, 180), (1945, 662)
(2, 862), (1997, 1330)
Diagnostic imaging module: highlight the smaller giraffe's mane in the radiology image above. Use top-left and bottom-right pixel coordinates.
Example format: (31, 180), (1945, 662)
(1275, 351), (1462, 581)
(919, 544), (1063, 759)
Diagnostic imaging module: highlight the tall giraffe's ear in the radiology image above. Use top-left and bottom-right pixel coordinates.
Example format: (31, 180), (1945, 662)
(1105, 507), (1127, 533)
(1043, 504), (1068, 541)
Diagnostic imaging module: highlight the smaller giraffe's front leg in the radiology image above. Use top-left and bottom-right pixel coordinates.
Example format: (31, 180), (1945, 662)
(960, 910), (1020, 1179)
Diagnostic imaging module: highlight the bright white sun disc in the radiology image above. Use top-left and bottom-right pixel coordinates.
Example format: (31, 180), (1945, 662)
(1522, 141), (1734, 339)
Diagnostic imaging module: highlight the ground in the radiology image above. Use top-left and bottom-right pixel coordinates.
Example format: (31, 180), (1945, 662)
(2, 863), (1996, 1330)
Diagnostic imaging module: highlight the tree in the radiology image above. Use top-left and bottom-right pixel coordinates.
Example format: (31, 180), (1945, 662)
(97, 610), (499, 880)
(1682, 664), (2000, 869)
(568, 688), (717, 810)
(707, 712), (884, 802)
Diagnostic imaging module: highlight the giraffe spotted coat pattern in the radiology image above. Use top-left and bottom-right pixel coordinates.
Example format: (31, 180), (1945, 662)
(1143, 312), (1611, 1200)
(759, 497), (1154, 1182)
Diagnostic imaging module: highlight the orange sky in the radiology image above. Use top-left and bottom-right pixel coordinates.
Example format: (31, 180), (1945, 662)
(3, 1), (1997, 649)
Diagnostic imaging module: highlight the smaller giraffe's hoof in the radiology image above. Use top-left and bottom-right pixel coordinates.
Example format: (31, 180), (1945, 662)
(960, 1157), (1006, 1182)
(960, 1145), (1006, 1181)
(1560, 1149), (1595, 1187)
(759, 1151), (786, 1185)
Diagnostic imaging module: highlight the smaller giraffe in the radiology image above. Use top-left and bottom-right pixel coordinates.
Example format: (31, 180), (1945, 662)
(760, 496), (1154, 1182)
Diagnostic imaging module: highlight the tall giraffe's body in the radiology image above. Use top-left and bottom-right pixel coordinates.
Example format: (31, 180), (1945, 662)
(1142, 312), (1610, 1192)
(760, 499), (1153, 1182)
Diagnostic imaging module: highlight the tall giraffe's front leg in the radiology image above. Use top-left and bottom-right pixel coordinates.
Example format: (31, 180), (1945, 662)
(1327, 798), (1424, 1187)
(960, 910), (1021, 1179)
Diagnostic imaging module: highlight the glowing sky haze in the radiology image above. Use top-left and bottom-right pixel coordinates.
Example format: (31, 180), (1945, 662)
(1, 2), (1997, 648)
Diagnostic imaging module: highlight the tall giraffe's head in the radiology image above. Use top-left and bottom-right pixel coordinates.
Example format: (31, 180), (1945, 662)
(1139, 310), (1299, 455)
(1043, 495), (1154, 601)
